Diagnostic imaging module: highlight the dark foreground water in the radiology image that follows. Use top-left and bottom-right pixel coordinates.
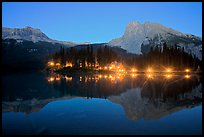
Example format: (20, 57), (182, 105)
(2, 72), (202, 135)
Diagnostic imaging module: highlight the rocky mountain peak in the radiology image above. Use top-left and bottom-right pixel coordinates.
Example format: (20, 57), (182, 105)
(108, 21), (202, 60)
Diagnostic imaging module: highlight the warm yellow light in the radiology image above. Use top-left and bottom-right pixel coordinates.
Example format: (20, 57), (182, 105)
(185, 69), (190, 72)
(166, 68), (171, 72)
(104, 67), (107, 70)
(56, 63), (60, 66)
(165, 74), (172, 79)
(49, 62), (55, 66)
(56, 77), (60, 81)
(48, 77), (55, 82)
(66, 62), (72, 67)
(131, 68), (137, 72)
(109, 67), (112, 70)
(104, 75), (108, 78)
(65, 76), (72, 81)
(147, 68), (152, 73)
(99, 75), (102, 78)
(80, 76), (82, 82)
(147, 74), (153, 79)
(132, 74), (136, 77)
(185, 75), (190, 79)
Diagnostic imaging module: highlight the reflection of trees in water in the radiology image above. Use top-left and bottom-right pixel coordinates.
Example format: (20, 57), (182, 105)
(51, 74), (202, 101)
(141, 75), (202, 104)
(52, 75), (127, 99)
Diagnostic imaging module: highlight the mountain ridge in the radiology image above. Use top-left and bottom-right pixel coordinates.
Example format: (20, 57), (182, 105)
(2, 26), (77, 47)
(108, 21), (202, 60)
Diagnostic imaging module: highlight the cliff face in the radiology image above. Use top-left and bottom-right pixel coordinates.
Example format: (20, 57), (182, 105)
(109, 21), (202, 60)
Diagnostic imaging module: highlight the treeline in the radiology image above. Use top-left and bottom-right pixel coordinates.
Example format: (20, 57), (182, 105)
(51, 43), (201, 71)
(125, 42), (201, 71)
(52, 45), (118, 68)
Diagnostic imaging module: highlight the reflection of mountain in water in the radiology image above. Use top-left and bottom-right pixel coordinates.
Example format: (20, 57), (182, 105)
(108, 84), (202, 121)
(2, 73), (202, 120)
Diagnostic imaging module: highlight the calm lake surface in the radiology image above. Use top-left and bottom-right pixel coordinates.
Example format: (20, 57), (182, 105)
(2, 72), (202, 135)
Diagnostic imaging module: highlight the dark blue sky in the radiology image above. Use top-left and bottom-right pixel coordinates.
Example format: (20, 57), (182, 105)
(2, 2), (202, 43)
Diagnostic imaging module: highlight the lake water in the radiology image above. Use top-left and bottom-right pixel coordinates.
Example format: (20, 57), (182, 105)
(2, 72), (202, 135)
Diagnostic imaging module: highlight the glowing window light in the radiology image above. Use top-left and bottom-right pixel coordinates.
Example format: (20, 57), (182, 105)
(56, 63), (60, 66)
(104, 75), (108, 79)
(48, 62), (55, 66)
(80, 63), (83, 68)
(48, 77), (55, 82)
(56, 77), (60, 81)
(99, 75), (102, 78)
(109, 67), (112, 70)
(165, 74), (172, 79)
(65, 76), (72, 81)
(104, 67), (107, 70)
(66, 62), (72, 67)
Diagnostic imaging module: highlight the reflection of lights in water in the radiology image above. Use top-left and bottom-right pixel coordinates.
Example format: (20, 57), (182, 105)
(165, 74), (172, 79)
(132, 74), (136, 78)
(185, 75), (190, 79)
(65, 76), (72, 81)
(147, 74), (153, 79)
(131, 68), (137, 72)
(185, 69), (190, 73)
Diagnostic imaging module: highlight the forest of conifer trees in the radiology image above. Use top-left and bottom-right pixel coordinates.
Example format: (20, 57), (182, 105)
(50, 42), (201, 71)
